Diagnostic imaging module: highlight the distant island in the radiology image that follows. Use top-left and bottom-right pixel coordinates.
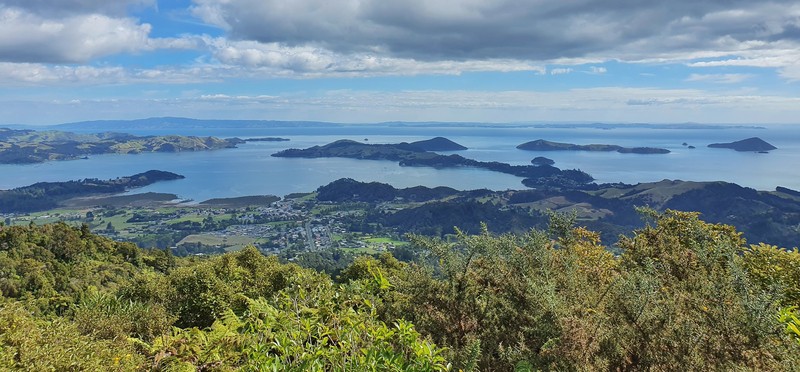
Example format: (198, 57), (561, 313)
(707, 137), (777, 152)
(0, 170), (184, 213)
(273, 138), (593, 189)
(531, 156), (555, 166)
(517, 139), (670, 154)
(0, 128), (244, 164)
(244, 137), (290, 142)
(409, 137), (467, 151)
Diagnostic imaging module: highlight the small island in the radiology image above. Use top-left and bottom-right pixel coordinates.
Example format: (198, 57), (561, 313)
(409, 137), (468, 151)
(531, 156), (555, 166)
(517, 139), (670, 154)
(707, 137), (777, 152)
(0, 128), (244, 164)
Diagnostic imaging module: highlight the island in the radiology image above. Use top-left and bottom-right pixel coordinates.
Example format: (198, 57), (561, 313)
(244, 137), (290, 142)
(272, 138), (593, 189)
(707, 137), (777, 152)
(531, 156), (555, 166)
(409, 137), (467, 151)
(0, 170), (184, 213)
(517, 139), (670, 154)
(0, 128), (244, 164)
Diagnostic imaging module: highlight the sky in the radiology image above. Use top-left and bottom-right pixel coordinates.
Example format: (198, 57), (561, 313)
(1, 0), (800, 125)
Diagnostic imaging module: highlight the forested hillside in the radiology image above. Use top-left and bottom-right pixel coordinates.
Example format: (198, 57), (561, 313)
(1, 212), (799, 370)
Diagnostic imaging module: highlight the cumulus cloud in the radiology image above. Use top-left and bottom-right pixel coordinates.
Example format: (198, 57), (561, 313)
(190, 0), (800, 66)
(205, 37), (546, 76)
(4, 0), (800, 78)
(0, 5), (204, 63)
(0, 7), (153, 63)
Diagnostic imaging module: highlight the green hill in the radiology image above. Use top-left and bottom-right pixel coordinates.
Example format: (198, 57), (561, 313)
(0, 127), (243, 164)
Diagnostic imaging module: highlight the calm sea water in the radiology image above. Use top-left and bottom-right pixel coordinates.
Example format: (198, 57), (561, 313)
(1, 125), (798, 201)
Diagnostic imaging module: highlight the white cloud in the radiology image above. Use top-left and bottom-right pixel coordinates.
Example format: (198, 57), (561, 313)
(0, 7), (151, 63)
(549, 68), (573, 75)
(0, 5), (203, 63)
(178, 88), (800, 122)
(589, 66), (607, 74)
(0, 63), (126, 83)
(0, 62), (226, 85)
(779, 65), (800, 82)
(686, 73), (754, 84)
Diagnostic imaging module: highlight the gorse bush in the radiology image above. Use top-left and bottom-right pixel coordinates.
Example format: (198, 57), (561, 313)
(0, 300), (144, 370)
(377, 210), (800, 370)
(1, 212), (799, 370)
(133, 275), (449, 371)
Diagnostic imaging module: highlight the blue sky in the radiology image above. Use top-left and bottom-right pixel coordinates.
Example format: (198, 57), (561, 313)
(1, 0), (800, 125)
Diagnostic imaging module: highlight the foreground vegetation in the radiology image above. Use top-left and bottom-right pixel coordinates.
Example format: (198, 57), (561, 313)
(1, 210), (799, 370)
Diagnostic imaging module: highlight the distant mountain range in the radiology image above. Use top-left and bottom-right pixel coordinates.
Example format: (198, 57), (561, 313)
(50, 117), (343, 132)
(3, 117), (767, 131)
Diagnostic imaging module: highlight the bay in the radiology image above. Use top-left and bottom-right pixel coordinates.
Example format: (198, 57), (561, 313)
(1, 124), (798, 201)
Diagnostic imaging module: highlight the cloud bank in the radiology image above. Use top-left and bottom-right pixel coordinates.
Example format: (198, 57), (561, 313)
(191, 0), (800, 65)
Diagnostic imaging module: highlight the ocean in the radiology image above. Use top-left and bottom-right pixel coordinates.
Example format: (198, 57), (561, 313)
(1, 124), (798, 201)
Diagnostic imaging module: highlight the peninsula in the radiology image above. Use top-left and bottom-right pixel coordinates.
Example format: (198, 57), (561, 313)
(517, 139), (670, 154)
(0, 170), (184, 213)
(707, 137), (777, 152)
(0, 128), (244, 164)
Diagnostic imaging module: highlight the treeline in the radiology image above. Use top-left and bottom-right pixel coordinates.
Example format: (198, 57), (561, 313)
(1, 212), (800, 370)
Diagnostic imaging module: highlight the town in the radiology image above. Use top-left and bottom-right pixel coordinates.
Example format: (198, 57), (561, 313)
(1, 194), (408, 259)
